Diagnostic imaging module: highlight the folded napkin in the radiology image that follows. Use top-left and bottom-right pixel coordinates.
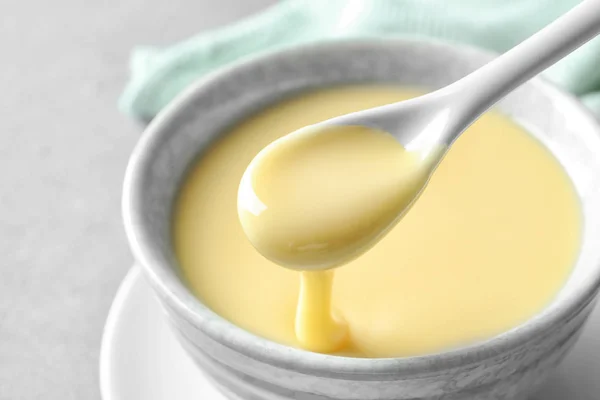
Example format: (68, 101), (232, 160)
(120, 0), (600, 120)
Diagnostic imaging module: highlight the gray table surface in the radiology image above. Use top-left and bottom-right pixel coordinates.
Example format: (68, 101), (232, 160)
(0, 1), (272, 399)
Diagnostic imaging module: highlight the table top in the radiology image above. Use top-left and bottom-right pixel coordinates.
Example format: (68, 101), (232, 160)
(0, 1), (271, 398)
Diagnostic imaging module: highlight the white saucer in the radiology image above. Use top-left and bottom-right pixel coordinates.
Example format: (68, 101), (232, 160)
(100, 266), (600, 400)
(99, 267), (226, 400)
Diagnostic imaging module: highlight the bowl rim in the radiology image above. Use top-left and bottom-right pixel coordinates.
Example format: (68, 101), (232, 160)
(123, 37), (600, 377)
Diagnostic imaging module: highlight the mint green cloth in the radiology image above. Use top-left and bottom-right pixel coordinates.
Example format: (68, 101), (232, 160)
(120, 0), (600, 120)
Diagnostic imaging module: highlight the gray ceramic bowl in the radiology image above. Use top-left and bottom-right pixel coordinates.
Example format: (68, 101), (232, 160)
(123, 39), (600, 400)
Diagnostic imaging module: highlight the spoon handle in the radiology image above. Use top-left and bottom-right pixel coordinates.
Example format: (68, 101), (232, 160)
(446, 0), (600, 137)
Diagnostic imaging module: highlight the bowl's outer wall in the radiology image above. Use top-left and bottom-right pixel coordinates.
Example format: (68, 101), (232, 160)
(167, 298), (594, 399)
(126, 40), (600, 399)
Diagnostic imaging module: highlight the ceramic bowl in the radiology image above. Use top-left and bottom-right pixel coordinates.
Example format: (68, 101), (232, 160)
(123, 39), (600, 400)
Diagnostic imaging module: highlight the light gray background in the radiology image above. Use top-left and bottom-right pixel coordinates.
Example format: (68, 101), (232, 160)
(1, 1), (599, 400)
(0, 1), (272, 399)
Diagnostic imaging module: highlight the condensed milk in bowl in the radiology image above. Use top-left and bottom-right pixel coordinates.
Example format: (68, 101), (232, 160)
(123, 39), (600, 400)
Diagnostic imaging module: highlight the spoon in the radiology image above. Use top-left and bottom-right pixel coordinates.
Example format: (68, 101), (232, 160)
(239, 0), (600, 271)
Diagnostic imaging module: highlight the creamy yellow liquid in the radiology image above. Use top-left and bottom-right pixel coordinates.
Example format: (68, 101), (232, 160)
(295, 270), (349, 353)
(238, 123), (443, 352)
(238, 125), (440, 271)
(174, 86), (581, 358)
